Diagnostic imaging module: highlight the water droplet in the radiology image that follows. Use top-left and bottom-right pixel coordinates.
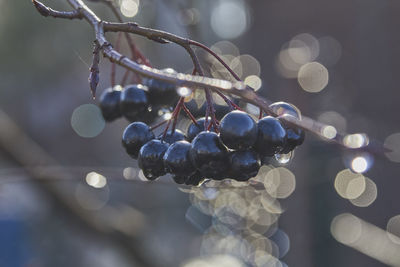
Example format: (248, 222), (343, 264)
(274, 151), (293, 164)
(177, 86), (192, 97)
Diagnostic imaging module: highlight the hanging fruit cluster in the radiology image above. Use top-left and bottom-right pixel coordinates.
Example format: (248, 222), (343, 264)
(99, 75), (305, 186)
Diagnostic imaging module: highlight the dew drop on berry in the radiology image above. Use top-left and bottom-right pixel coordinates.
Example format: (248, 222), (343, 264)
(274, 151), (294, 164)
(177, 86), (192, 97)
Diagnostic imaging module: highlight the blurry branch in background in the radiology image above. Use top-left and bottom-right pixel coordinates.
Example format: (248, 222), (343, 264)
(0, 109), (158, 267)
(32, 0), (389, 156)
(331, 213), (400, 266)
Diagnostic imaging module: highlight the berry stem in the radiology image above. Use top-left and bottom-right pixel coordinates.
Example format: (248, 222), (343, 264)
(120, 68), (130, 86)
(189, 40), (242, 81)
(204, 89), (219, 133)
(182, 103), (199, 125)
(150, 119), (168, 131)
(161, 97), (185, 139)
(216, 91), (242, 111)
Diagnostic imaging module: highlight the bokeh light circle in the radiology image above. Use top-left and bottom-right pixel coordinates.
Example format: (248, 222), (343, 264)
(297, 62), (329, 93)
(71, 104), (105, 138)
(331, 213), (362, 245)
(349, 177), (377, 207)
(211, 0), (248, 39)
(334, 169), (366, 199)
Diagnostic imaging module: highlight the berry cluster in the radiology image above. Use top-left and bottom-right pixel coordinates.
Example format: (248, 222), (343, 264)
(99, 79), (305, 186)
(99, 69), (179, 124)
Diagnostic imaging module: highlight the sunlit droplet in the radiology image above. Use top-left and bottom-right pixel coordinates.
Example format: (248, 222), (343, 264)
(163, 112), (172, 120)
(351, 156), (369, 173)
(321, 125), (337, 139)
(177, 87), (192, 97)
(85, 172), (107, 188)
(343, 133), (369, 149)
(274, 152), (293, 164)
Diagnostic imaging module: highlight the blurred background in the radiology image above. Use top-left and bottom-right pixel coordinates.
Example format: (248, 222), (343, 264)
(1, 0), (400, 266)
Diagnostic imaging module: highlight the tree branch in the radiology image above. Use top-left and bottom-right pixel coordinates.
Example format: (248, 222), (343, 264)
(32, 0), (83, 19)
(32, 0), (388, 156)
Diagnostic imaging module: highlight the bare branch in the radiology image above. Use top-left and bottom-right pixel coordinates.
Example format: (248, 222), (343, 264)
(32, 0), (388, 156)
(32, 0), (83, 19)
(88, 41), (101, 98)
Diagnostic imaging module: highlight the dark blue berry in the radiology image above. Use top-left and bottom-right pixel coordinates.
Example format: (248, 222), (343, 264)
(120, 84), (149, 121)
(186, 117), (215, 142)
(138, 139), (169, 180)
(190, 131), (229, 179)
(122, 122), (154, 159)
(144, 69), (179, 105)
(269, 101), (301, 119)
(184, 98), (239, 120)
(183, 99), (206, 118)
(229, 150), (261, 181)
(279, 114), (305, 153)
(184, 171), (204, 186)
(99, 87), (122, 121)
(163, 141), (196, 177)
(220, 111), (258, 150)
(158, 129), (186, 144)
(255, 116), (287, 156)
(172, 175), (187, 184)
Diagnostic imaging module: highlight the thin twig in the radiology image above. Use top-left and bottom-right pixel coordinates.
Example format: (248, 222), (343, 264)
(32, 0), (83, 19)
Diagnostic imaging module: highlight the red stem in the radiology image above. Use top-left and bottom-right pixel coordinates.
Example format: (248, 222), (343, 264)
(161, 97), (185, 139)
(189, 40), (242, 81)
(182, 103), (198, 125)
(120, 69), (130, 86)
(204, 89), (219, 133)
(259, 107), (263, 119)
(215, 91), (242, 111)
(150, 119), (168, 131)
